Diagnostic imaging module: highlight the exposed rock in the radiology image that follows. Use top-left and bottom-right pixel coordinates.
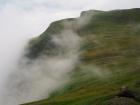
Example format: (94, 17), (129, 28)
(117, 86), (136, 99)
(109, 97), (139, 105)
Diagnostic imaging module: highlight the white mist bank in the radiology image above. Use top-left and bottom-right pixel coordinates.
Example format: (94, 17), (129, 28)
(0, 8), (95, 104)
(0, 8), (102, 105)
(0, 27), (81, 105)
(0, 3), (80, 105)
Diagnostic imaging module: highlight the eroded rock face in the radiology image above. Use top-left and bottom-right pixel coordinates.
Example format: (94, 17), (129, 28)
(117, 86), (136, 98)
(109, 97), (139, 105)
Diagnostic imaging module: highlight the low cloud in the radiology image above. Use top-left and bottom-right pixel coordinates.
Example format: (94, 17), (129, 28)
(0, 21), (81, 105)
(0, 0), (139, 104)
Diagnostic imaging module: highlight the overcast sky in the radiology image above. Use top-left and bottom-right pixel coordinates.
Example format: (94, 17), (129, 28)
(0, 0), (139, 86)
(0, 0), (140, 38)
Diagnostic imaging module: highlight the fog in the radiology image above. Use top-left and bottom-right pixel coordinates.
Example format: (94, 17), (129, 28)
(0, 0), (139, 105)
(0, 19), (82, 104)
(0, 7), (92, 104)
(0, 1), (80, 104)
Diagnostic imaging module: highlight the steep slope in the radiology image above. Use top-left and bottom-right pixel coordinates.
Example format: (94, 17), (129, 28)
(23, 8), (140, 105)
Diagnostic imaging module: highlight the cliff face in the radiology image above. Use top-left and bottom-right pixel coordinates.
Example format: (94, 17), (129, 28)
(24, 8), (140, 105)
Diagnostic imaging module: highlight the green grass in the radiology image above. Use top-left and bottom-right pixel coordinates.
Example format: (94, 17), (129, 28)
(23, 8), (140, 105)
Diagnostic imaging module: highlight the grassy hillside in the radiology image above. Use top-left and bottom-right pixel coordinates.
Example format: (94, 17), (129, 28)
(23, 8), (140, 105)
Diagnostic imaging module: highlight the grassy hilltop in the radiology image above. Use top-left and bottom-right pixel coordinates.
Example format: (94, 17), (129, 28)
(23, 8), (140, 105)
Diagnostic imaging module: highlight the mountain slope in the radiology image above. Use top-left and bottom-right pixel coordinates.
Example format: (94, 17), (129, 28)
(23, 8), (140, 105)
